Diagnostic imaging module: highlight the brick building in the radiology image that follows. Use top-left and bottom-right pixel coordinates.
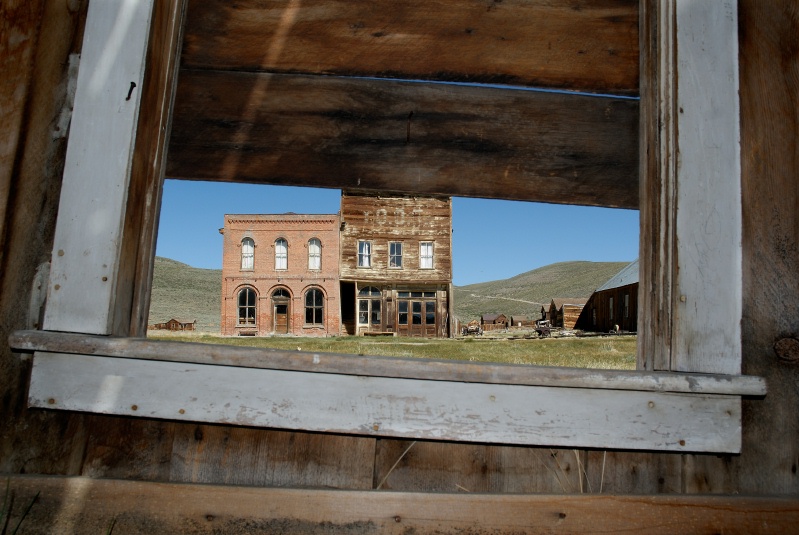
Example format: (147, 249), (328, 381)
(220, 214), (341, 336)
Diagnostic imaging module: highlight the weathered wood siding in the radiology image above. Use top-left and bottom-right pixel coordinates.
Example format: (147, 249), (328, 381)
(2, 1), (799, 533)
(578, 283), (639, 333)
(340, 193), (451, 283)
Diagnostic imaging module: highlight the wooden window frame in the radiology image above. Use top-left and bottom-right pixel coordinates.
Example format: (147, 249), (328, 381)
(240, 237), (254, 271)
(307, 238), (321, 271)
(10, 0), (765, 454)
(357, 240), (372, 268)
(274, 237), (288, 271)
(419, 241), (434, 270)
(389, 241), (403, 269)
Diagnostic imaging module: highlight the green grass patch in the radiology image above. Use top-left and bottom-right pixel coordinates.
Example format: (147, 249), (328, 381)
(148, 332), (636, 370)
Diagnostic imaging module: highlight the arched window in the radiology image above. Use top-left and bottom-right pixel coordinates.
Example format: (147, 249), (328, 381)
(272, 288), (290, 299)
(238, 287), (256, 325)
(275, 238), (288, 270)
(241, 237), (254, 270)
(305, 288), (324, 325)
(308, 238), (321, 270)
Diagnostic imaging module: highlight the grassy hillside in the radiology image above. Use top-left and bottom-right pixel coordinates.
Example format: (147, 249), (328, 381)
(148, 257), (631, 332)
(453, 261), (630, 322)
(148, 257), (221, 332)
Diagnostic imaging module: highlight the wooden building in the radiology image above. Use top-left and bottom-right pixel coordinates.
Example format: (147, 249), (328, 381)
(3, 1), (799, 532)
(576, 260), (639, 333)
(510, 315), (533, 328)
(549, 298), (589, 330)
(481, 313), (508, 332)
(219, 213), (341, 337)
(150, 318), (196, 331)
(339, 191), (453, 337)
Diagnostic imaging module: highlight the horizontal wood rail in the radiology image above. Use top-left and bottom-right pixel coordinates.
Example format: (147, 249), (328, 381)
(4, 475), (799, 534)
(10, 330), (766, 396)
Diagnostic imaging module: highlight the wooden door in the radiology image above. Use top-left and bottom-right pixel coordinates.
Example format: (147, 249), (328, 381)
(274, 302), (289, 334)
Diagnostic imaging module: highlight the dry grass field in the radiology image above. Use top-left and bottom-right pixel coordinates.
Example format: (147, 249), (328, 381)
(148, 332), (636, 370)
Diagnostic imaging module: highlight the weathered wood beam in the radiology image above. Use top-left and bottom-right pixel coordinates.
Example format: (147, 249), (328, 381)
(5, 476), (799, 534)
(182, 0), (639, 95)
(167, 71), (639, 208)
(9, 330), (767, 396)
(27, 351), (742, 451)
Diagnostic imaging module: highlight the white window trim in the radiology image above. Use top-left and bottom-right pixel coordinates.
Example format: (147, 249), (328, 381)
(308, 238), (321, 271)
(389, 241), (403, 269)
(357, 240), (372, 268)
(274, 238), (288, 271)
(241, 237), (254, 271)
(14, 0), (764, 454)
(419, 241), (434, 269)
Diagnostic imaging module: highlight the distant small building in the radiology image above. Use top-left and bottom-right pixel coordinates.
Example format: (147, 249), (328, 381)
(549, 298), (588, 330)
(150, 318), (196, 331)
(481, 313), (508, 331)
(576, 260), (639, 333)
(510, 315), (533, 328)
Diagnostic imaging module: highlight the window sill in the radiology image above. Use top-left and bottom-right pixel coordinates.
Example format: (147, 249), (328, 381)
(11, 330), (765, 453)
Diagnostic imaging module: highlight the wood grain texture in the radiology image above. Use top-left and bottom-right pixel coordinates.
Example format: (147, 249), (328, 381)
(43, 0), (155, 334)
(169, 424), (375, 489)
(9, 330), (767, 395)
(81, 415), (175, 482)
(0, 0), (89, 476)
(182, 0), (639, 95)
(5, 475), (799, 534)
(374, 440), (585, 493)
(339, 193), (452, 283)
(167, 70), (639, 208)
(727, 0), (799, 494)
(120, 0), (187, 337)
(28, 351), (744, 452)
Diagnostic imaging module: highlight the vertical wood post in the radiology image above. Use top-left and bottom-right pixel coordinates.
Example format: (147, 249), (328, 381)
(638, 0), (742, 375)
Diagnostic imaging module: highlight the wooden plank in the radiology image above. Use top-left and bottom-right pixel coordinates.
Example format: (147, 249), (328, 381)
(373, 440), (585, 493)
(10, 329), (767, 396)
(5, 475), (799, 534)
(166, 70), (639, 209)
(638, 0), (742, 375)
(28, 351), (743, 452)
(727, 0), (799, 495)
(584, 450), (681, 494)
(118, 0), (187, 336)
(182, 0), (639, 95)
(81, 415), (175, 482)
(169, 425), (375, 489)
(43, 0), (155, 334)
(671, 0), (741, 374)
(0, 0), (44, 255)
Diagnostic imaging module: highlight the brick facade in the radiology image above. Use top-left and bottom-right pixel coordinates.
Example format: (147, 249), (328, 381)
(220, 214), (341, 336)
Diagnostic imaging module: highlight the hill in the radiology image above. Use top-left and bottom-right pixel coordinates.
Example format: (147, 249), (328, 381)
(453, 261), (630, 322)
(148, 257), (222, 332)
(148, 257), (631, 332)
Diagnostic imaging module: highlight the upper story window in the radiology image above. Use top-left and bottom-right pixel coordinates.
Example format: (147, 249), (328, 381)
(308, 238), (321, 270)
(389, 242), (403, 268)
(358, 240), (371, 268)
(241, 237), (254, 270)
(420, 241), (434, 269)
(275, 238), (288, 270)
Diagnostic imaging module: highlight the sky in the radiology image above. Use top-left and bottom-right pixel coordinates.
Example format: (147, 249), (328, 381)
(155, 180), (639, 287)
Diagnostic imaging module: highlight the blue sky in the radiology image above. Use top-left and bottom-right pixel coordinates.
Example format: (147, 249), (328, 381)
(155, 180), (638, 287)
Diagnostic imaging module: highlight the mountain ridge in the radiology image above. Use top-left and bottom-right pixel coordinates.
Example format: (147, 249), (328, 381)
(148, 257), (631, 331)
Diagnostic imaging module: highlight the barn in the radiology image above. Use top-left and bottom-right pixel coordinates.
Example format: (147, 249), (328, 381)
(2, 1), (798, 532)
(576, 259), (639, 333)
(548, 298), (589, 330)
